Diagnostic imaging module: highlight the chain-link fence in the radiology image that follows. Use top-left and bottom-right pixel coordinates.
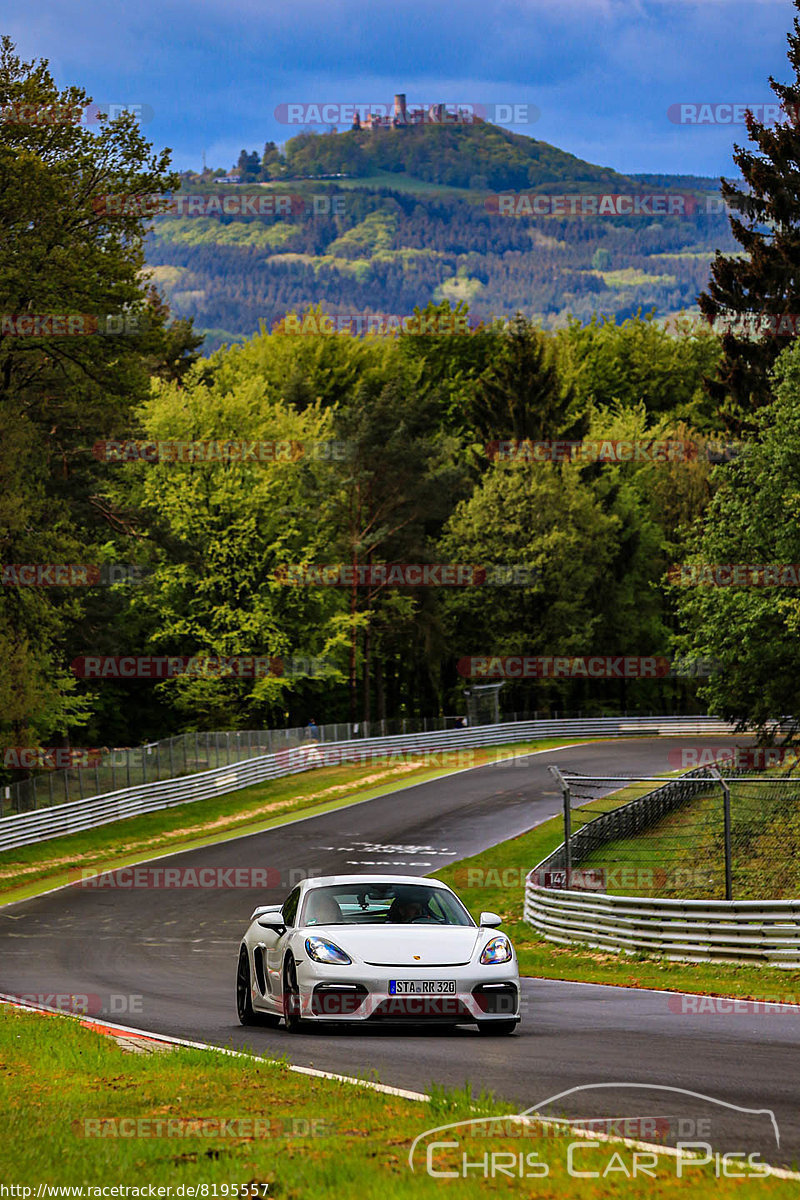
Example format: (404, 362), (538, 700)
(542, 763), (800, 902)
(0, 721), (409, 817)
(0, 707), (680, 819)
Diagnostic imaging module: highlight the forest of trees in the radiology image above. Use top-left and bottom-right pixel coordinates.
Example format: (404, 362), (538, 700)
(147, 183), (736, 352)
(5, 9), (800, 785)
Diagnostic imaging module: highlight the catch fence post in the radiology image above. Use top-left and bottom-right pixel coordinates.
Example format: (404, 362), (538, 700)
(549, 764), (572, 887)
(709, 766), (732, 900)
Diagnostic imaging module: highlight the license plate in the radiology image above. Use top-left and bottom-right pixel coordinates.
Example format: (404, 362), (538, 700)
(389, 980), (456, 995)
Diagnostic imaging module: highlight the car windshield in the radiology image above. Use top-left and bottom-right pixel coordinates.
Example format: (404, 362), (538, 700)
(300, 883), (474, 927)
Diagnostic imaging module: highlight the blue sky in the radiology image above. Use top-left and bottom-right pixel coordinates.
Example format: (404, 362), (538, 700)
(3, 0), (797, 177)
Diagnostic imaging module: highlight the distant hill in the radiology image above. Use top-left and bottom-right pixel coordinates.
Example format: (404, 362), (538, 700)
(145, 122), (738, 351)
(281, 121), (637, 192)
(629, 173), (726, 192)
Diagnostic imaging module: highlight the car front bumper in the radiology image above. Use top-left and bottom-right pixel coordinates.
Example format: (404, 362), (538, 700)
(294, 959), (521, 1024)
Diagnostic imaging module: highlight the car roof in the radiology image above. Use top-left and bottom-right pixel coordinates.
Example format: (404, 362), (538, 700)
(301, 874), (454, 891)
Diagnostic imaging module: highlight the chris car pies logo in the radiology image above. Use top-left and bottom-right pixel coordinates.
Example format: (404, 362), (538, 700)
(408, 1084), (781, 1181)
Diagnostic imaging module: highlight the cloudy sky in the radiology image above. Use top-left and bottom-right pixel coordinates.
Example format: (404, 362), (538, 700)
(3, 0), (797, 177)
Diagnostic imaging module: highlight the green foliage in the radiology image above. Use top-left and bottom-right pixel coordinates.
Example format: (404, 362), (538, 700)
(464, 313), (586, 443)
(699, 0), (800, 430)
(283, 121), (635, 191)
(106, 371), (346, 729)
(554, 312), (722, 428)
(437, 462), (621, 712)
(676, 339), (800, 735)
(0, 36), (180, 751)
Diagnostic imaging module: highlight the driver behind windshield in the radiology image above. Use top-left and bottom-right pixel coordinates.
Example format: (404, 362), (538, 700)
(387, 892), (427, 923)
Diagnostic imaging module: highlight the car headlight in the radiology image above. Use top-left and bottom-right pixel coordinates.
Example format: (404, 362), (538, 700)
(305, 936), (352, 965)
(480, 935), (512, 965)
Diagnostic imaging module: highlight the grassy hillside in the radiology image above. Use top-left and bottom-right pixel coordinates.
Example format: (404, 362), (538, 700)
(283, 120), (637, 191)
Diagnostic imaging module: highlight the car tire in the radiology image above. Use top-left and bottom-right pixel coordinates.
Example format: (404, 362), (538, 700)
(477, 1019), (517, 1036)
(283, 955), (304, 1032)
(237, 946), (257, 1025)
(237, 947), (281, 1027)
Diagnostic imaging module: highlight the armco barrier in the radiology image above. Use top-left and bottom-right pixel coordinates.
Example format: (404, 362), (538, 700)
(0, 715), (736, 853)
(524, 888), (800, 967)
(525, 761), (800, 966)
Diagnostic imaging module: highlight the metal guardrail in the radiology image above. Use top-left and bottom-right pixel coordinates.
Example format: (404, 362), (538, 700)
(524, 888), (800, 968)
(0, 714), (736, 853)
(525, 762), (800, 966)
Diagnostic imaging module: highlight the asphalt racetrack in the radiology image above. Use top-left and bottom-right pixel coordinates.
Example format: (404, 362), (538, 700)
(2, 736), (798, 1168)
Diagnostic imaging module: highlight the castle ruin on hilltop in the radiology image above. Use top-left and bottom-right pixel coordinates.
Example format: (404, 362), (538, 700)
(353, 94), (477, 130)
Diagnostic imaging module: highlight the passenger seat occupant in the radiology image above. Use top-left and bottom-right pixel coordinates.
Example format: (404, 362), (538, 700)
(305, 893), (344, 925)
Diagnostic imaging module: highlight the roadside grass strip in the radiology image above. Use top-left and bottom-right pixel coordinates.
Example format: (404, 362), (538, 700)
(0, 739), (585, 906)
(1, 1002), (797, 1195)
(434, 790), (800, 1001)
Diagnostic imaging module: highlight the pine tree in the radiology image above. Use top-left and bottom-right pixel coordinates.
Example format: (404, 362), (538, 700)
(699, 0), (800, 432)
(466, 313), (583, 444)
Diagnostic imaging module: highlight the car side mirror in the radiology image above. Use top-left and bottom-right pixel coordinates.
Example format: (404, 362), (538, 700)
(479, 911), (503, 928)
(257, 918), (286, 934)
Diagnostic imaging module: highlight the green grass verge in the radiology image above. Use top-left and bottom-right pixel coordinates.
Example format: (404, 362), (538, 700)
(433, 798), (800, 1002)
(0, 1004), (794, 1194)
(0, 739), (588, 907)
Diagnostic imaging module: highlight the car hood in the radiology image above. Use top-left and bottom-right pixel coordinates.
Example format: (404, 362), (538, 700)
(304, 925), (483, 967)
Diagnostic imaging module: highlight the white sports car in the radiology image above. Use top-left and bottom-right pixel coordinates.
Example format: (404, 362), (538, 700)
(236, 874), (520, 1034)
